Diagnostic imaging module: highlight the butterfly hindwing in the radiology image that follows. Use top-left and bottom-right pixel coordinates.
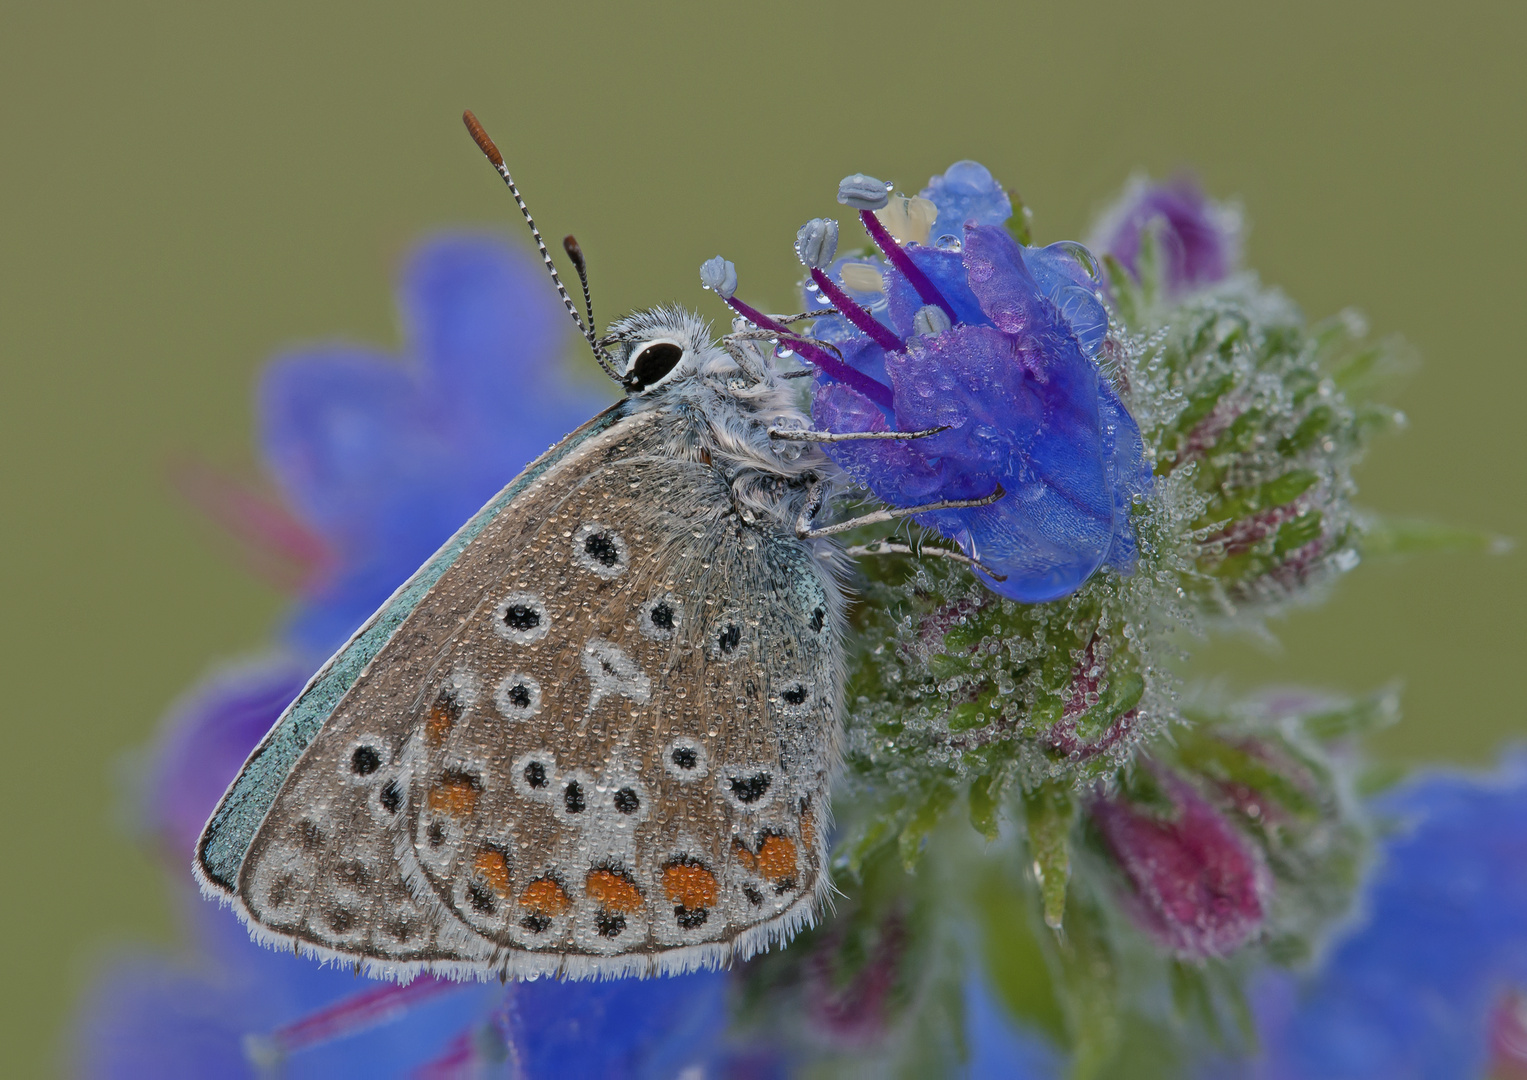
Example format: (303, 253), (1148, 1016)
(224, 403), (843, 979)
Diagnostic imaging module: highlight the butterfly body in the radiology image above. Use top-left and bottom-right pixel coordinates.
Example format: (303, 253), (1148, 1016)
(197, 308), (847, 980)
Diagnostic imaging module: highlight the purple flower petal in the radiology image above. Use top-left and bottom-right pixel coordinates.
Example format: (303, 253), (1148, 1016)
(146, 655), (310, 859)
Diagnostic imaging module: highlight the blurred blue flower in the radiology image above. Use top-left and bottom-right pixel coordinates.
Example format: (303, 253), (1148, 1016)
(1090, 174), (1241, 295)
(262, 233), (612, 653)
(964, 975), (1063, 1079)
(73, 235), (741, 1078)
(1209, 752), (1527, 1079)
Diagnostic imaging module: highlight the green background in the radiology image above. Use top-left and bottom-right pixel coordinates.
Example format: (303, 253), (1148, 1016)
(2, 2), (1522, 1074)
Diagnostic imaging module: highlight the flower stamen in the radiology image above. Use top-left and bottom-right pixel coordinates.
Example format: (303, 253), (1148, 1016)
(858, 208), (959, 325)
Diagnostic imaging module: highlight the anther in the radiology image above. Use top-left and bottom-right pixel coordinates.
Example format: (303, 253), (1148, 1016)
(794, 219), (839, 270)
(699, 256), (738, 299)
(838, 173), (894, 211)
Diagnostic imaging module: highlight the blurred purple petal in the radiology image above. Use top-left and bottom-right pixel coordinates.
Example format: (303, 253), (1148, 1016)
(257, 235), (612, 653)
(1092, 175), (1241, 294)
(146, 655), (309, 859)
(505, 972), (729, 1079)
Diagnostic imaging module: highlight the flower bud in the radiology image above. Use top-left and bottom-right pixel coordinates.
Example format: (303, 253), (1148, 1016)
(1091, 773), (1269, 958)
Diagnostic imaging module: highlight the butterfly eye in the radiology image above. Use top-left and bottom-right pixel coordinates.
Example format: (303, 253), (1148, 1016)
(626, 341), (684, 390)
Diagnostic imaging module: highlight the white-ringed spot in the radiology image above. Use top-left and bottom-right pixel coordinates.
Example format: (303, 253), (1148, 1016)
(638, 594), (684, 641)
(494, 672), (543, 719)
(663, 737), (709, 781)
(573, 522), (629, 579)
(492, 592), (550, 645)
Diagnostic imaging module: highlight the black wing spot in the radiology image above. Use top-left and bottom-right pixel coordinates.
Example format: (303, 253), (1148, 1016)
(595, 910), (627, 938)
(505, 683), (532, 709)
(743, 885), (763, 907)
(671, 746), (697, 770)
(502, 604), (540, 631)
(810, 606), (826, 632)
(675, 906), (709, 930)
(468, 882), (497, 915)
(774, 877), (797, 896)
(718, 623), (741, 654)
(427, 821), (446, 848)
(730, 773), (772, 804)
(614, 787), (641, 814)
(520, 913), (551, 934)
(379, 780), (402, 814)
(781, 683), (808, 706)
(584, 530), (622, 567)
(564, 781), (586, 814)
(524, 760), (548, 789)
(650, 601), (675, 630)
(350, 745), (381, 775)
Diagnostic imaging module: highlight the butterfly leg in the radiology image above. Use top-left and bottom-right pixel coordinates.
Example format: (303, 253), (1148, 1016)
(844, 539), (1010, 582)
(794, 483), (1005, 539)
(768, 425), (948, 443)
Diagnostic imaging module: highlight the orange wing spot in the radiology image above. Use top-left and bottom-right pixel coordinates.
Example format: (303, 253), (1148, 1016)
(519, 877), (571, 916)
(425, 701), (455, 745)
(473, 849), (512, 898)
(757, 835), (798, 882)
(426, 770), (481, 816)
(585, 868), (644, 913)
(800, 806), (817, 850)
(662, 862), (719, 910)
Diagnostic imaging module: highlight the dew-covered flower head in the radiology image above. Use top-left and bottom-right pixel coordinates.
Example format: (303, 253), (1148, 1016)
(705, 161), (1151, 603)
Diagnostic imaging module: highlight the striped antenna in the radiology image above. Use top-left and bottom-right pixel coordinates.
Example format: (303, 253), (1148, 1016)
(462, 110), (618, 380)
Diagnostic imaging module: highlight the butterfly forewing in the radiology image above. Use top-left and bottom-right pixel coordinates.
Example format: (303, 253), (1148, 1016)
(233, 405), (841, 979)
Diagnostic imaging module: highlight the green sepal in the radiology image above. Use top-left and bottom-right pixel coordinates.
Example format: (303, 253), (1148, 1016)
(1356, 514), (1513, 559)
(1299, 686), (1401, 740)
(898, 781), (958, 870)
(1024, 780), (1077, 930)
(969, 769), (1007, 841)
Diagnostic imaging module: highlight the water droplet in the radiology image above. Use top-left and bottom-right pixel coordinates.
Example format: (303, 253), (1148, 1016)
(934, 234), (962, 252)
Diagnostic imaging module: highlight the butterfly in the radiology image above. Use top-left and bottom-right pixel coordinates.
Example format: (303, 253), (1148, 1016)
(196, 113), (993, 981)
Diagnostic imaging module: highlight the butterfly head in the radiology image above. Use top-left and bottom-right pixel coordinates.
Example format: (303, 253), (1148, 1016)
(600, 307), (722, 396)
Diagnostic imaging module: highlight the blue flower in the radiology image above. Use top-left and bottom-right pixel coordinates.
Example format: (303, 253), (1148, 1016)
(74, 235), (737, 1078)
(1090, 174), (1241, 295)
(1212, 753), (1527, 1079)
(965, 974), (1064, 1079)
(707, 162), (1150, 602)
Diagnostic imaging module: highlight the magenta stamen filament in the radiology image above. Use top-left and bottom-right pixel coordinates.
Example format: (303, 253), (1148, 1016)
(808, 268), (905, 354)
(724, 295), (896, 410)
(260, 975), (462, 1056)
(859, 209), (959, 325)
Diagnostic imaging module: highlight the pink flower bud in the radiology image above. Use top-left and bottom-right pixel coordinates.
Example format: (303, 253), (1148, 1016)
(1092, 774), (1269, 958)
